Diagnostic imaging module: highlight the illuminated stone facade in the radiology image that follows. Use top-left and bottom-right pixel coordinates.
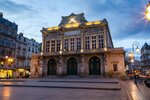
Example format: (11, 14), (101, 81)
(30, 13), (125, 77)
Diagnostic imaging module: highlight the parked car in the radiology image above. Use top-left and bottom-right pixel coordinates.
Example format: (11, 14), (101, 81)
(135, 75), (140, 79)
(144, 78), (150, 88)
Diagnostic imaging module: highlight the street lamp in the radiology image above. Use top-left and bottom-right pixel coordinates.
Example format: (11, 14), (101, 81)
(5, 56), (14, 79)
(145, 1), (150, 21)
(130, 41), (140, 70)
(128, 41), (140, 83)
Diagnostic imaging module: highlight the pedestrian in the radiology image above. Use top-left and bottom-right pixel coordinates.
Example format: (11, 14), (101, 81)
(134, 75), (137, 84)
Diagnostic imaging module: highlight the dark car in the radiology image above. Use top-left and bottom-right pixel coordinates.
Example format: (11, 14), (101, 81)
(144, 78), (150, 88)
(135, 75), (140, 79)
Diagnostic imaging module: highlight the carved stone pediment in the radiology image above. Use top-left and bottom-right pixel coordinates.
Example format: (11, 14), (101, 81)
(59, 13), (87, 26)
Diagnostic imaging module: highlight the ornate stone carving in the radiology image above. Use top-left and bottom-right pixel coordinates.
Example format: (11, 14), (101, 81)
(59, 13), (87, 26)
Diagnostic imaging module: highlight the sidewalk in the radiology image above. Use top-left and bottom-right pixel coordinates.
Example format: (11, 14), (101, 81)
(124, 80), (150, 100)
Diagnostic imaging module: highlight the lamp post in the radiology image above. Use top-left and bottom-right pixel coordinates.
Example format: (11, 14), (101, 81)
(145, 1), (150, 21)
(128, 41), (140, 83)
(5, 56), (13, 79)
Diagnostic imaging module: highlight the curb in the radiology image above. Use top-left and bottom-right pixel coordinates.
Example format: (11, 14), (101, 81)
(0, 80), (26, 82)
(38, 80), (119, 84)
(2, 84), (121, 90)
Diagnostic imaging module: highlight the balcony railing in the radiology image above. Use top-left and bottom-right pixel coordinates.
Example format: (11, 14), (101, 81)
(16, 55), (26, 60)
(44, 48), (106, 56)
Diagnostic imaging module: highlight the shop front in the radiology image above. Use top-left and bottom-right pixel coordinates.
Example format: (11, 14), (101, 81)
(0, 69), (13, 78)
(15, 68), (30, 78)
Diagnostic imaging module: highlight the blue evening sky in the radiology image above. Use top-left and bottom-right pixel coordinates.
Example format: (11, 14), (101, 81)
(0, 0), (150, 53)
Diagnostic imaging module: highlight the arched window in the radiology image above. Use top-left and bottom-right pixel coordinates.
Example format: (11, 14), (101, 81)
(47, 59), (57, 75)
(67, 57), (77, 75)
(89, 57), (101, 75)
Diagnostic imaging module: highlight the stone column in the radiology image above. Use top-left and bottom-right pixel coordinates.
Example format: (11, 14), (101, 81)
(90, 36), (92, 49)
(75, 38), (77, 51)
(49, 41), (51, 52)
(68, 38), (70, 51)
(42, 58), (47, 77)
(104, 53), (108, 76)
(96, 36), (99, 49)
(80, 55), (85, 76)
(103, 26), (107, 48)
(55, 40), (56, 52)
(60, 31), (64, 52)
(39, 57), (43, 77)
(58, 56), (63, 76)
(101, 54), (105, 76)
(81, 30), (84, 51)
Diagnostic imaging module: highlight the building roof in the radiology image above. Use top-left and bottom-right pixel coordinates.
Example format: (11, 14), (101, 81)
(141, 42), (150, 50)
(41, 13), (107, 32)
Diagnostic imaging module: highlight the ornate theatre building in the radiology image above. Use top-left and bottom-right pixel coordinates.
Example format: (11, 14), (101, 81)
(30, 13), (125, 77)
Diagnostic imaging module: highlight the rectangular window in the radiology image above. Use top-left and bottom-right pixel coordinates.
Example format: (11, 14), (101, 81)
(56, 40), (61, 52)
(46, 41), (50, 52)
(32, 48), (34, 53)
(76, 38), (81, 50)
(51, 40), (55, 52)
(70, 38), (74, 51)
(64, 39), (68, 51)
(92, 36), (96, 49)
(28, 47), (30, 52)
(85, 37), (90, 50)
(113, 64), (118, 71)
(98, 35), (104, 48)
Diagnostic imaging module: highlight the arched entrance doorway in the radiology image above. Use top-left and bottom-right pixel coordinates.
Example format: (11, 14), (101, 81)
(67, 57), (77, 75)
(47, 59), (57, 75)
(89, 57), (101, 75)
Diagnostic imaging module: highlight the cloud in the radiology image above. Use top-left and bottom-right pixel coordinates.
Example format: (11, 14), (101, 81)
(0, 0), (149, 47)
(0, 0), (32, 14)
(77, 0), (149, 40)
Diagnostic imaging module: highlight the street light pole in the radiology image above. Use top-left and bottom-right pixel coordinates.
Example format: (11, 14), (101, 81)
(132, 41), (140, 55)
(5, 56), (13, 79)
(131, 41), (140, 83)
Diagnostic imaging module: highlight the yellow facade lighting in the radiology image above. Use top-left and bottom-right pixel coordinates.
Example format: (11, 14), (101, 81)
(65, 24), (72, 28)
(104, 47), (107, 51)
(80, 49), (84, 53)
(94, 21), (101, 25)
(10, 58), (13, 62)
(7, 58), (13, 63)
(72, 23), (80, 27)
(18, 69), (24, 72)
(0, 62), (4, 65)
(85, 22), (93, 25)
(48, 28), (53, 31)
(85, 21), (101, 26)
(47, 26), (59, 31)
(59, 51), (62, 54)
(64, 23), (80, 28)
(52, 26), (59, 30)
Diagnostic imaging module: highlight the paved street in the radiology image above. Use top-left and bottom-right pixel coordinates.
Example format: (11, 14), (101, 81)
(0, 78), (149, 100)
